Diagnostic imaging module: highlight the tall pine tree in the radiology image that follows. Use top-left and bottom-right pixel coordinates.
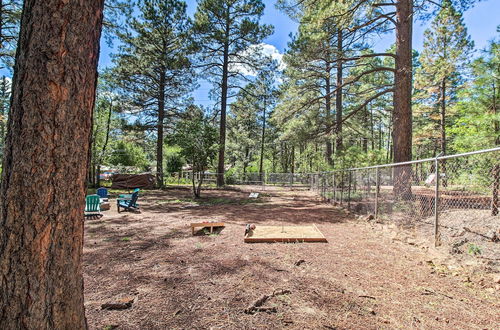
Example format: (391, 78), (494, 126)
(111, 0), (194, 188)
(415, 0), (474, 156)
(192, 0), (273, 186)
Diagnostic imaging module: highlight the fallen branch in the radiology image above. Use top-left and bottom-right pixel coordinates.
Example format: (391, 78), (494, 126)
(422, 288), (453, 299)
(244, 289), (291, 314)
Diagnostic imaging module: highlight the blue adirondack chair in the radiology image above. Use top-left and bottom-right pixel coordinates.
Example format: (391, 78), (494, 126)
(96, 187), (109, 201)
(118, 188), (140, 200)
(117, 190), (140, 213)
(85, 194), (102, 218)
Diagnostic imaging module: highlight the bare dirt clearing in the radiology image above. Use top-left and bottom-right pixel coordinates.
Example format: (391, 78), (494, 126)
(84, 186), (499, 329)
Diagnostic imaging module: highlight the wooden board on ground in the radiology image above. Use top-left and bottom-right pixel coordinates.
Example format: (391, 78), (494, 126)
(191, 222), (225, 235)
(244, 224), (327, 243)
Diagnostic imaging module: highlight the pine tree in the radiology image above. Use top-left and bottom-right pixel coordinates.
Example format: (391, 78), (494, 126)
(415, 0), (474, 157)
(192, 0), (273, 186)
(227, 85), (261, 174)
(0, 0), (105, 327)
(450, 32), (500, 151)
(0, 76), (10, 160)
(0, 0), (22, 70)
(111, 0), (194, 188)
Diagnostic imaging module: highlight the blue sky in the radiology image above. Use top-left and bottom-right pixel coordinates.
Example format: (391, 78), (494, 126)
(98, 0), (498, 107)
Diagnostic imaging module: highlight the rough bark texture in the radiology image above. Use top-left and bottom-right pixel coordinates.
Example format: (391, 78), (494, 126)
(325, 60), (333, 165)
(157, 69), (166, 188)
(217, 35), (229, 187)
(0, 0), (105, 328)
(393, 0), (413, 198)
(335, 29), (343, 154)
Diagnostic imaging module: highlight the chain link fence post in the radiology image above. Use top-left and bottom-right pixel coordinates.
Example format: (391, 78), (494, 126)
(434, 156), (441, 247)
(333, 173), (336, 203)
(375, 168), (380, 220)
(348, 171), (352, 210)
(340, 171), (344, 205)
(492, 164), (499, 216)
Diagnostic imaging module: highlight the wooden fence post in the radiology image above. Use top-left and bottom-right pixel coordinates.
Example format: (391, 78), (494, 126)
(492, 164), (499, 216)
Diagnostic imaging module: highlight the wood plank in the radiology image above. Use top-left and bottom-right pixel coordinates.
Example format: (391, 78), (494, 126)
(190, 222), (225, 235)
(244, 225), (327, 243)
(190, 222), (225, 228)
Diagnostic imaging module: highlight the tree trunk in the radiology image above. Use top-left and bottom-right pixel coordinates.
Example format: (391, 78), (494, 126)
(0, 0), (104, 328)
(259, 94), (266, 181)
(493, 83), (499, 145)
(370, 103), (375, 150)
(492, 164), (499, 216)
(393, 0), (413, 198)
(440, 78), (446, 155)
(95, 99), (113, 188)
(362, 106), (369, 152)
(335, 29), (343, 154)
(440, 78), (448, 187)
(243, 147), (249, 175)
(325, 60), (333, 165)
(217, 15), (230, 187)
(0, 76), (7, 151)
(156, 69), (166, 188)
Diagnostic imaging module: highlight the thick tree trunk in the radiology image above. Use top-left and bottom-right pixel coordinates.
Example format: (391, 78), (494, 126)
(325, 60), (333, 165)
(335, 30), (343, 154)
(393, 0), (413, 198)
(217, 47), (229, 187)
(217, 16), (230, 188)
(0, 0), (104, 328)
(157, 70), (166, 188)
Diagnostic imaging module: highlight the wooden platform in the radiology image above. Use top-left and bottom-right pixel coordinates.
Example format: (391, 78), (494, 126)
(190, 222), (225, 235)
(244, 225), (327, 243)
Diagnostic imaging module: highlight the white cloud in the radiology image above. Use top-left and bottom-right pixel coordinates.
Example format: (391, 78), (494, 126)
(231, 43), (285, 77)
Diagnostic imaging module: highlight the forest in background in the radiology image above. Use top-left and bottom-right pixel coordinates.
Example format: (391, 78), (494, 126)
(0, 0), (498, 188)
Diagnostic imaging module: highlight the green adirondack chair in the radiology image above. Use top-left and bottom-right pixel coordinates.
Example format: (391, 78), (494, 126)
(117, 190), (140, 213)
(85, 194), (102, 218)
(118, 188), (140, 200)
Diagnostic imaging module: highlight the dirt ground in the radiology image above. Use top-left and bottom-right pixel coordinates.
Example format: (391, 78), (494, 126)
(83, 186), (500, 329)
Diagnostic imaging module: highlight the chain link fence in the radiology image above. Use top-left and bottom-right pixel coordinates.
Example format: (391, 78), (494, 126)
(312, 147), (500, 249)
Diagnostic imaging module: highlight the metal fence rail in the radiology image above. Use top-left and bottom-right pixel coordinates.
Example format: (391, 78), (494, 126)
(176, 147), (499, 248)
(311, 147), (500, 247)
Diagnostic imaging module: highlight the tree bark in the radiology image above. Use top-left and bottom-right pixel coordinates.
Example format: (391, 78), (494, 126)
(440, 78), (446, 155)
(0, 0), (105, 328)
(0, 76), (7, 151)
(157, 69), (166, 188)
(325, 59), (333, 165)
(393, 0), (413, 198)
(335, 29), (343, 154)
(217, 12), (230, 187)
(259, 95), (266, 181)
(96, 99), (113, 188)
(493, 83), (499, 145)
